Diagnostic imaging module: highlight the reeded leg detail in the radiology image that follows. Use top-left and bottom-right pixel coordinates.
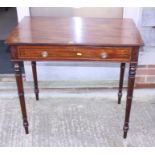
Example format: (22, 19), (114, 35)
(14, 62), (29, 134)
(31, 61), (39, 100)
(118, 63), (126, 104)
(123, 62), (137, 138)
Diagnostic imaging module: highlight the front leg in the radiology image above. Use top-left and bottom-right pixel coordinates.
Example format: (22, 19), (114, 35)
(123, 62), (137, 138)
(14, 62), (29, 134)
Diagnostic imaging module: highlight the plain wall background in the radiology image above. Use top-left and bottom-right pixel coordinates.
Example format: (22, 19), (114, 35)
(30, 7), (123, 18)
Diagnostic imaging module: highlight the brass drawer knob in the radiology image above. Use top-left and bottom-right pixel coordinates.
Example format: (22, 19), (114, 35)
(41, 51), (48, 58)
(76, 52), (83, 56)
(101, 52), (108, 59)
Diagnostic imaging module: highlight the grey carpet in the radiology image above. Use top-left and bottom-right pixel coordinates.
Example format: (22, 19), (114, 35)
(0, 89), (155, 147)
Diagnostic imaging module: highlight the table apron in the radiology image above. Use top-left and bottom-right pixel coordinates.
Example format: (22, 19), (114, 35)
(10, 46), (132, 63)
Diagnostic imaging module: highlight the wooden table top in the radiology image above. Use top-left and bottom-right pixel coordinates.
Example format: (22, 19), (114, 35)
(6, 16), (144, 47)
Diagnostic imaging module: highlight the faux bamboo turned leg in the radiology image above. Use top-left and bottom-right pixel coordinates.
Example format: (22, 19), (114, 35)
(123, 62), (137, 138)
(31, 61), (39, 100)
(14, 62), (29, 134)
(118, 63), (126, 104)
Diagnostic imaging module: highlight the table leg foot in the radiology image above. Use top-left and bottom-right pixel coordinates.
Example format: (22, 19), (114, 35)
(123, 123), (129, 139)
(36, 93), (39, 101)
(118, 63), (126, 104)
(118, 92), (122, 104)
(123, 132), (127, 139)
(31, 61), (39, 101)
(34, 89), (39, 100)
(23, 120), (29, 134)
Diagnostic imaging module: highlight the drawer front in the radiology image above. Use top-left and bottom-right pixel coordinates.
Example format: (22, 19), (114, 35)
(17, 46), (131, 62)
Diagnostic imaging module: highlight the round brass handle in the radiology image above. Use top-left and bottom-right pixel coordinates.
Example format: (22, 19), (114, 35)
(76, 52), (83, 56)
(101, 52), (108, 59)
(41, 51), (48, 58)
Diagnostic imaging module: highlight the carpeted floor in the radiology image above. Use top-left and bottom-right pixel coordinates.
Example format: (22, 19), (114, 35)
(0, 88), (155, 147)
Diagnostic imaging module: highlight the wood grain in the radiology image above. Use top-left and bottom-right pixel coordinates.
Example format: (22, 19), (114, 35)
(6, 17), (144, 46)
(14, 46), (131, 62)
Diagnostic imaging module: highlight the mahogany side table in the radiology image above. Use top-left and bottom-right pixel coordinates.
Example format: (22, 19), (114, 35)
(6, 17), (143, 138)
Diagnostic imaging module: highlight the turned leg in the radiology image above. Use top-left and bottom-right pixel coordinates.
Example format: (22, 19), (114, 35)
(14, 62), (29, 134)
(123, 62), (137, 138)
(31, 61), (39, 100)
(118, 63), (126, 104)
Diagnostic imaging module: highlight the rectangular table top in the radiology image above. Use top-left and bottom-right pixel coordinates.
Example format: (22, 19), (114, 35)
(6, 17), (144, 47)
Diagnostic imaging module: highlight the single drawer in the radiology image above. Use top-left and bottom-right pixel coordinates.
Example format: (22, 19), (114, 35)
(17, 46), (131, 62)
